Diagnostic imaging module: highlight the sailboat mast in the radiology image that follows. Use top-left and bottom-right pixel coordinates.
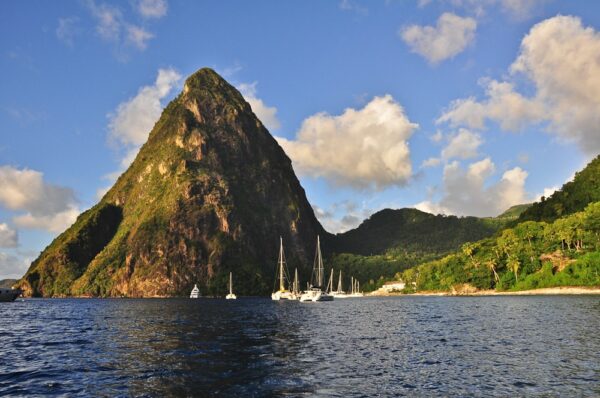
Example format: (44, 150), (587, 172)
(279, 236), (285, 291)
(229, 272), (233, 294)
(294, 268), (299, 294)
(317, 235), (323, 287)
(351, 276), (354, 294)
(337, 271), (342, 293)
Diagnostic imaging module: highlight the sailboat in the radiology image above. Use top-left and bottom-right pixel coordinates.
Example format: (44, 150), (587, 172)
(350, 277), (364, 297)
(190, 284), (200, 298)
(299, 236), (333, 302)
(291, 268), (301, 300)
(330, 270), (348, 298)
(271, 237), (295, 300)
(226, 272), (237, 300)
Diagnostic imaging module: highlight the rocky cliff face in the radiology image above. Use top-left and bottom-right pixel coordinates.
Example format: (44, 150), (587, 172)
(19, 68), (327, 297)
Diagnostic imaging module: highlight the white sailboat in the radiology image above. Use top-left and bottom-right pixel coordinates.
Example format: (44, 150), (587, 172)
(331, 270), (349, 298)
(299, 236), (333, 302)
(189, 284), (200, 298)
(226, 272), (237, 300)
(291, 268), (301, 300)
(350, 277), (364, 297)
(271, 237), (295, 300)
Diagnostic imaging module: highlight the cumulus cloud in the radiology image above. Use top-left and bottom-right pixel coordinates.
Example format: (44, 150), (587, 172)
(400, 12), (477, 64)
(415, 158), (529, 217)
(0, 224), (18, 248)
(0, 166), (79, 233)
(421, 157), (442, 168)
(237, 82), (281, 131)
(109, 68), (181, 147)
(313, 201), (371, 233)
(423, 0), (546, 19)
(0, 252), (30, 280)
(441, 128), (482, 160)
(438, 15), (600, 154)
(137, 0), (168, 18)
(277, 95), (418, 190)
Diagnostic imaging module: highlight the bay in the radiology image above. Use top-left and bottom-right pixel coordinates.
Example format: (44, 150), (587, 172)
(1, 296), (599, 397)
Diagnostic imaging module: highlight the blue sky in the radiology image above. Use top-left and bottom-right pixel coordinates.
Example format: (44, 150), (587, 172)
(1, 0), (599, 279)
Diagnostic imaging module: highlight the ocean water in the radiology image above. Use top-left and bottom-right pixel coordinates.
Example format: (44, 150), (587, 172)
(1, 296), (599, 397)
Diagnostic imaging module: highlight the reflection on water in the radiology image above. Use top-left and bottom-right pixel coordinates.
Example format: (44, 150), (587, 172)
(1, 296), (599, 396)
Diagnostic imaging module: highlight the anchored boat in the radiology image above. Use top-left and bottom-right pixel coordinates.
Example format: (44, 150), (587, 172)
(0, 288), (21, 302)
(299, 236), (333, 302)
(271, 237), (295, 301)
(190, 284), (200, 298)
(226, 272), (237, 300)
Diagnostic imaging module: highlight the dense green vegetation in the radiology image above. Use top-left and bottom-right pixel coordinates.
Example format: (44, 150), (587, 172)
(399, 201), (600, 293)
(333, 208), (504, 256)
(518, 155), (600, 222)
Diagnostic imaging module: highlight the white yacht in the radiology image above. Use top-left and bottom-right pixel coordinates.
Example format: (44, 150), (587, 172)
(0, 287), (21, 302)
(189, 284), (200, 298)
(299, 236), (333, 302)
(226, 272), (237, 300)
(271, 237), (295, 301)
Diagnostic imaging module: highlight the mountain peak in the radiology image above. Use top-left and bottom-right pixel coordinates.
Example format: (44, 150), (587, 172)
(18, 67), (326, 297)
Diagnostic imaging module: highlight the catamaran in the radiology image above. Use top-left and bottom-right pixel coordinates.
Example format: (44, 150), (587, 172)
(226, 272), (237, 300)
(0, 287), (21, 302)
(271, 237), (295, 300)
(189, 284), (200, 298)
(299, 236), (333, 302)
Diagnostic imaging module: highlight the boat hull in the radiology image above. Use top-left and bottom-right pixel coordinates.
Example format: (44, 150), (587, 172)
(226, 294), (237, 300)
(271, 291), (296, 301)
(0, 288), (21, 302)
(299, 289), (333, 302)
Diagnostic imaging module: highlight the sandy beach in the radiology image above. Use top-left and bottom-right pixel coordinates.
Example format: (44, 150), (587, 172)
(370, 286), (600, 297)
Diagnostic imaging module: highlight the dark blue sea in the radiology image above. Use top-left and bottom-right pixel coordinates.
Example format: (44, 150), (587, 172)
(1, 296), (599, 397)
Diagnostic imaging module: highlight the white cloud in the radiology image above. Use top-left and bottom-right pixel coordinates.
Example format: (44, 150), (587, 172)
(438, 15), (600, 154)
(421, 157), (442, 168)
(0, 166), (79, 233)
(430, 130), (444, 143)
(56, 17), (80, 46)
(0, 252), (30, 280)
(0, 224), (17, 248)
(313, 201), (371, 233)
(87, 0), (161, 55)
(441, 128), (482, 160)
(400, 12), (477, 64)
(14, 207), (80, 234)
(126, 25), (154, 50)
(88, 1), (122, 41)
(415, 158), (529, 217)
(137, 0), (168, 18)
(237, 82), (281, 131)
(109, 68), (181, 147)
(437, 79), (544, 130)
(277, 95), (418, 190)
(339, 0), (368, 15)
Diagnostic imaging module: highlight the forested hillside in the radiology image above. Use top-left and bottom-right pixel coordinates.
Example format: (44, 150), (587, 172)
(399, 155), (600, 293)
(518, 155), (600, 222)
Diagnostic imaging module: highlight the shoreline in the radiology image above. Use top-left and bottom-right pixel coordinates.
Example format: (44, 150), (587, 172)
(371, 286), (600, 297)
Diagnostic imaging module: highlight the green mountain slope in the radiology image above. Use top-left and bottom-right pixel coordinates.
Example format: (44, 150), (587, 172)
(17, 68), (327, 297)
(518, 155), (600, 222)
(332, 208), (503, 256)
(400, 156), (600, 293)
(0, 279), (17, 288)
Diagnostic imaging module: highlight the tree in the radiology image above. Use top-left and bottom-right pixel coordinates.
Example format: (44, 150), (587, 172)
(507, 256), (520, 283)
